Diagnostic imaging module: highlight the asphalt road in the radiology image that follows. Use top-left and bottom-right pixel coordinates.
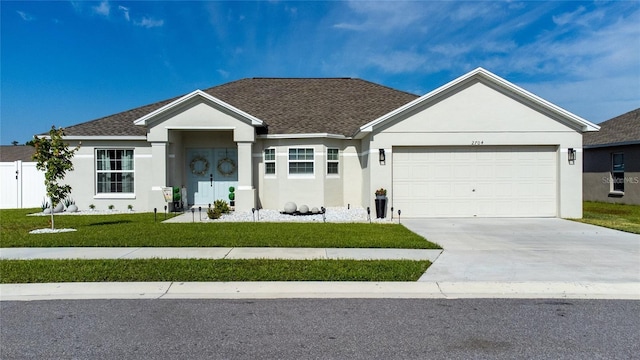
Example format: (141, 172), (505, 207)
(1, 299), (638, 359)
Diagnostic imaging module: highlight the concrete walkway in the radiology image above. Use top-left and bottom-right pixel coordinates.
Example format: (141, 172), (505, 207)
(0, 247), (441, 261)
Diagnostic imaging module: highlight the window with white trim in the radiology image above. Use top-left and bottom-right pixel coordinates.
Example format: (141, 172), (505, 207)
(327, 148), (339, 175)
(612, 152), (624, 192)
(288, 148), (314, 175)
(96, 149), (134, 193)
(264, 148), (276, 175)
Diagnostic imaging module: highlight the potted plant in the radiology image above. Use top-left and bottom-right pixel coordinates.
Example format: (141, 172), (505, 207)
(374, 188), (387, 219)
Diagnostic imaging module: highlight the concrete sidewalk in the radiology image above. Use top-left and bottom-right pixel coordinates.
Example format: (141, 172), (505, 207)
(0, 247), (442, 261)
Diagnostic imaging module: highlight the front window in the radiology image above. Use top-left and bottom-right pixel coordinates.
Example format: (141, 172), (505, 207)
(612, 153), (624, 192)
(96, 149), (134, 193)
(327, 148), (339, 175)
(264, 148), (276, 175)
(289, 148), (314, 175)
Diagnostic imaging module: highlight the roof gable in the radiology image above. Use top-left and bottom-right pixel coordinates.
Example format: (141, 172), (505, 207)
(356, 68), (600, 138)
(133, 90), (264, 128)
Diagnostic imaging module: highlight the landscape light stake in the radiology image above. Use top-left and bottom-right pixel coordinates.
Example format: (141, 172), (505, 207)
(198, 206), (202, 221)
(367, 207), (371, 223)
(257, 207), (262, 221)
(321, 207), (326, 223)
(154, 208), (157, 223)
(398, 209), (401, 224)
(391, 207), (394, 220)
(252, 208), (256, 222)
(164, 205), (167, 220)
(191, 208), (195, 223)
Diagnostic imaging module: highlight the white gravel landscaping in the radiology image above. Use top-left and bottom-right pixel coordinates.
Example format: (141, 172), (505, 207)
(171, 206), (398, 223)
(29, 228), (78, 234)
(27, 207), (399, 223)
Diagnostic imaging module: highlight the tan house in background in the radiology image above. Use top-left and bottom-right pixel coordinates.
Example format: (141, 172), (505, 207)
(583, 108), (640, 205)
(44, 68), (599, 218)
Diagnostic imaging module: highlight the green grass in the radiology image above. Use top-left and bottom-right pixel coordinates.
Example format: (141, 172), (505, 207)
(0, 208), (440, 249)
(0, 259), (431, 283)
(574, 201), (640, 234)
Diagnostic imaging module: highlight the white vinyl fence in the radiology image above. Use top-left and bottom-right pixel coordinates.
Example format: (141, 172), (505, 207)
(0, 161), (46, 209)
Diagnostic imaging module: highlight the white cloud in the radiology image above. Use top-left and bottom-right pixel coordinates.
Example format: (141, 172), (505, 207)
(134, 17), (164, 28)
(333, 1), (428, 33)
(93, 1), (110, 17)
(16, 10), (34, 21)
(552, 5), (586, 26)
(217, 69), (230, 78)
(118, 5), (130, 22)
(368, 51), (429, 74)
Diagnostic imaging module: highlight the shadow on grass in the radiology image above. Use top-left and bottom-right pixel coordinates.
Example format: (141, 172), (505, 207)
(88, 220), (133, 226)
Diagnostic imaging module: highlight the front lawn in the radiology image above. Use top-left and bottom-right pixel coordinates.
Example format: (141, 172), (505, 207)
(0, 209), (440, 249)
(0, 259), (431, 283)
(575, 201), (640, 234)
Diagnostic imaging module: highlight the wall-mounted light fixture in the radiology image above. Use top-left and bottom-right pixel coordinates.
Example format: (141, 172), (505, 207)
(568, 148), (576, 164)
(379, 148), (386, 163)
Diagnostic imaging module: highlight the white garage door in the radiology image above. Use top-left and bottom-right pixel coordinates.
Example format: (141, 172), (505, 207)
(393, 146), (557, 217)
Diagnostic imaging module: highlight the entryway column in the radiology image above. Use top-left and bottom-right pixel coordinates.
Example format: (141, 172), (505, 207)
(235, 141), (256, 211)
(149, 142), (168, 211)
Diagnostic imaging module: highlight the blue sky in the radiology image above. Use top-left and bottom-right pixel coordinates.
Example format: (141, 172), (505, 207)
(1, 0), (639, 144)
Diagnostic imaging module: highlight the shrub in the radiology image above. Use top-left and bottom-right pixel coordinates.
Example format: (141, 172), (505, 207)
(89, 204), (95, 210)
(108, 204), (115, 210)
(207, 207), (222, 219)
(207, 199), (231, 219)
(63, 197), (75, 207)
(213, 199), (230, 214)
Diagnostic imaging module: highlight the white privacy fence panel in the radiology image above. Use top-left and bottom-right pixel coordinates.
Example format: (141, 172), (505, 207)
(0, 161), (46, 209)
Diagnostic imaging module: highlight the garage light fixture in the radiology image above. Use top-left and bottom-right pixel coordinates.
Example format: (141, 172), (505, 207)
(568, 148), (576, 164)
(379, 149), (386, 163)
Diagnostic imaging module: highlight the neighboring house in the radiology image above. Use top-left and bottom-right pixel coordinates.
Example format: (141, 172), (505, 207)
(0, 145), (46, 209)
(43, 68), (599, 218)
(583, 108), (640, 205)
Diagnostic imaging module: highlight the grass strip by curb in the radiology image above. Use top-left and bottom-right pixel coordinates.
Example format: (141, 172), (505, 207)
(0, 259), (431, 283)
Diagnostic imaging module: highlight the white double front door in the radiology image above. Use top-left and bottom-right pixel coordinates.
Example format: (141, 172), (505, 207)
(186, 148), (238, 206)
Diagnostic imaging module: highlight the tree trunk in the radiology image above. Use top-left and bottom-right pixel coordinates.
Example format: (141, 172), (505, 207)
(50, 197), (55, 230)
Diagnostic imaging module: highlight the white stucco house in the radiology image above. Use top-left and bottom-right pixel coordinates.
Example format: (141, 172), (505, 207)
(50, 68), (599, 218)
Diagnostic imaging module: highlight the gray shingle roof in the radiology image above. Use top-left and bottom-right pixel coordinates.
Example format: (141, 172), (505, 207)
(61, 78), (419, 138)
(583, 108), (640, 146)
(0, 145), (36, 162)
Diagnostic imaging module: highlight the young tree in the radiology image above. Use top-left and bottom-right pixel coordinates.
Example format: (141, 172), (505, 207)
(27, 126), (80, 229)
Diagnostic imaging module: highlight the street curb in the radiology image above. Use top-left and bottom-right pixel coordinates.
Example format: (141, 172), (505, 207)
(1, 281), (638, 301)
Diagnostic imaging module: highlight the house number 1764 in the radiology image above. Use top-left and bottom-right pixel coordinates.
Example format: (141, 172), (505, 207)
(471, 141), (484, 145)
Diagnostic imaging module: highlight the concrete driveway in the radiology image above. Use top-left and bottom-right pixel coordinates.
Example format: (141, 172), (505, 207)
(403, 218), (640, 283)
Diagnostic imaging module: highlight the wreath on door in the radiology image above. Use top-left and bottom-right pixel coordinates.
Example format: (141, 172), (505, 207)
(217, 157), (237, 177)
(190, 155), (209, 176)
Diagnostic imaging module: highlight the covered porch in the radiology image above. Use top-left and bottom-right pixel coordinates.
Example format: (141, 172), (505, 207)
(133, 90), (264, 212)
